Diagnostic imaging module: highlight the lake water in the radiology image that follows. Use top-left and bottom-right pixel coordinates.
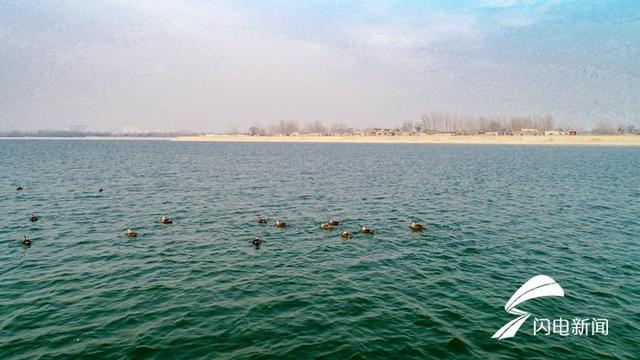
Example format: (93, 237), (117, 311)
(0, 140), (638, 359)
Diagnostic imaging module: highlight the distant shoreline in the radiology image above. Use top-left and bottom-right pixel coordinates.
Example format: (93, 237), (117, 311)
(2, 134), (639, 146)
(0, 136), (171, 141)
(173, 134), (640, 146)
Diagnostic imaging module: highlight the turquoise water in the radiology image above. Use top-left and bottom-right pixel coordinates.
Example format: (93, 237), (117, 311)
(0, 140), (638, 359)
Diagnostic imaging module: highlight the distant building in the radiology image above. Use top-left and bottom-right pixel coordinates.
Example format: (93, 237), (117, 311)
(514, 128), (541, 136)
(544, 130), (567, 136)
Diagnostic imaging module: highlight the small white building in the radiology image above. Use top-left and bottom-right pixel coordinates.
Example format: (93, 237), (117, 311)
(514, 128), (541, 136)
(544, 130), (567, 136)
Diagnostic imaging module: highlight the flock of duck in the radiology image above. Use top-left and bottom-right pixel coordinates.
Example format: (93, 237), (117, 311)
(15, 186), (428, 249)
(247, 217), (427, 248)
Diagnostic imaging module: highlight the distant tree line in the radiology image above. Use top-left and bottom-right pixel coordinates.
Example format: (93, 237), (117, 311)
(0, 130), (202, 138)
(245, 113), (639, 136)
(591, 121), (637, 135)
(415, 112), (556, 134)
(247, 119), (353, 136)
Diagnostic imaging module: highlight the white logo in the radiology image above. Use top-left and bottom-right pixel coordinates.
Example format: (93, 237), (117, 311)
(492, 275), (564, 340)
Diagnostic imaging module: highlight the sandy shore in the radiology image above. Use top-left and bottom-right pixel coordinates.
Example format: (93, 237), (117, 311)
(173, 134), (640, 146)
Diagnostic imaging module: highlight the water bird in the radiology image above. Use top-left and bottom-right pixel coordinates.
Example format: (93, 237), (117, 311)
(257, 217), (268, 224)
(340, 231), (353, 240)
(275, 220), (287, 228)
(252, 236), (262, 248)
(359, 225), (374, 234)
(410, 222), (426, 232)
(125, 228), (138, 238)
(160, 216), (173, 224)
(16, 186), (24, 191)
(21, 235), (32, 246)
(320, 223), (334, 230)
(98, 188), (104, 193)
(329, 219), (340, 226)
(29, 213), (38, 223)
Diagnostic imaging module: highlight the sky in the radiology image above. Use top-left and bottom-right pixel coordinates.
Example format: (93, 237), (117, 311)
(1, 0), (639, 132)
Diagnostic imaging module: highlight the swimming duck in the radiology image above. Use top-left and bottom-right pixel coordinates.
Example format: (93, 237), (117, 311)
(329, 219), (340, 226)
(16, 186), (24, 191)
(125, 228), (138, 238)
(320, 223), (334, 230)
(359, 225), (374, 234)
(340, 231), (353, 240)
(29, 213), (38, 223)
(257, 217), (268, 224)
(160, 216), (173, 224)
(252, 236), (262, 248)
(275, 220), (287, 228)
(21, 235), (32, 246)
(98, 188), (104, 193)
(410, 222), (426, 232)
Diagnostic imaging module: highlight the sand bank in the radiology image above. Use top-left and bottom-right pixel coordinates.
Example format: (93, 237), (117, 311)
(173, 134), (640, 146)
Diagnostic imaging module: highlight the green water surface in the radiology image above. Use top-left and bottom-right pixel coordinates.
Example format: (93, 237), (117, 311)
(0, 140), (638, 359)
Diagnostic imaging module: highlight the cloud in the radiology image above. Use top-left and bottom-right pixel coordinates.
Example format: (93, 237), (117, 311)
(497, 12), (538, 27)
(479, 0), (556, 9)
(480, 0), (523, 8)
(477, 0), (565, 28)
(0, 0), (638, 131)
(350, 14), (481, 50)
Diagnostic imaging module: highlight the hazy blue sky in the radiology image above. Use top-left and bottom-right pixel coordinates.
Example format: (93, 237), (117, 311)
(1, 0), (639, 132)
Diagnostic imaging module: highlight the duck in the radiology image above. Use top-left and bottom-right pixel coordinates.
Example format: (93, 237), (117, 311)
(125, 228), (138, 238)
(340, 231), (353, 240)
(98, 188), (104, 193)
(16, 186), (24, 191)
(257, 217), (268, 224)
(252, 236), (262, 248)
(21, 235), (32, 246)
(160, 216), (173, 224)
(410, 222), (426, 232)
(320, 223), (334, 230)
(29, 213), (38, 223)
(275, 220), (287, 228)
(359, 225), (374, 234)
(328, 218), (340, 226)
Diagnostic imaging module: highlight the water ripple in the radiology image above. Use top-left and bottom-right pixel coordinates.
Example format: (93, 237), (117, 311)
(0, 140), (638, 359)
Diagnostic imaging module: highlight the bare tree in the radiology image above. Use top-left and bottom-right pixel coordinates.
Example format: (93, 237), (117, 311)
(592, 121), (616, 134)
(248, 126), (266, 136)
(330, 122), (350, 134)
(540, 115), (555, 131)
(487, 117), (504, 132)
(401, 119), (415, 133)
(302, 120), (326, 134)
(510, 116), (534, 131)
(278, 119), (299, 135)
